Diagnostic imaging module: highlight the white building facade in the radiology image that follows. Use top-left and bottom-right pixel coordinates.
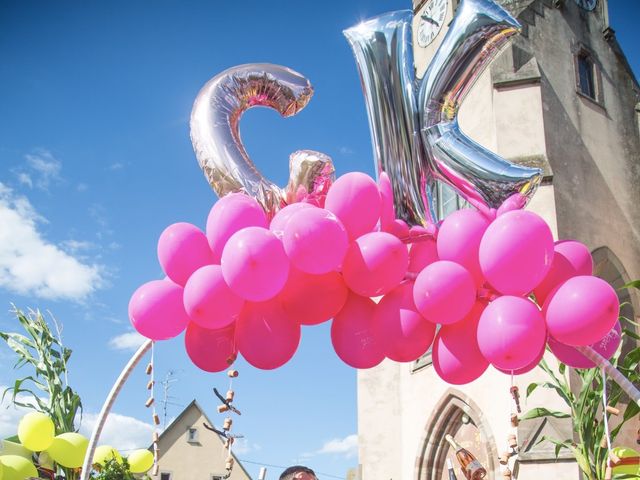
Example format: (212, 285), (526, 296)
(357, 0), (640, 478)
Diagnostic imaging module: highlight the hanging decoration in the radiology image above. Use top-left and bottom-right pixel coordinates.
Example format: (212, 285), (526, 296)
(203, 369), (244, 478)
(121, 0), (640, 411)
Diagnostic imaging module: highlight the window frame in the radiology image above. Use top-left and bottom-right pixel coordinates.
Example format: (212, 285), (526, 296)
(573, 46), (604, 106)
(186, 427), (199, 443)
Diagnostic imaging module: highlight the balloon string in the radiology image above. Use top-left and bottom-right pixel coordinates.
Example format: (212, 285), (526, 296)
(602, 367), (612, 463)
(151, 341), (158, 467)
(575, 346), (640, 405)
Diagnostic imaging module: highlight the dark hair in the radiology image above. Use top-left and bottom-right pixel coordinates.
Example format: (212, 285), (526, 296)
(279, 465), (317, 480)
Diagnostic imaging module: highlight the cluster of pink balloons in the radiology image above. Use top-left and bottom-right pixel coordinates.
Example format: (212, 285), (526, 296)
(430, 208), (620, 384)
(128, 171), (620, 380)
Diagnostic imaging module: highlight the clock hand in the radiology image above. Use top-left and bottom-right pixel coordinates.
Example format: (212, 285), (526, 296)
(421, 14), (440, 27)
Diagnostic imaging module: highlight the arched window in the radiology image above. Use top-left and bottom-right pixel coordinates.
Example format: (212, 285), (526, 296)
(415, 390), (497, 480)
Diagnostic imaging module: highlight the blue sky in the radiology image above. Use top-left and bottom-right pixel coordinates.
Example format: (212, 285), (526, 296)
(0, 1), (638, 479)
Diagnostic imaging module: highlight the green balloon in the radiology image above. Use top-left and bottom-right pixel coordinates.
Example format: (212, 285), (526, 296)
(0, 454), (37, 480)
(46, 432), (89, 468)
(127, 449), (154, 473)
(17, 412), (55, 452)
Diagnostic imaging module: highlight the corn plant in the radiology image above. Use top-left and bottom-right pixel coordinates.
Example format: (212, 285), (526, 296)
(522, 284), (640, 480)
(90, 458), (146, 480)
(1, 306), (83, 478)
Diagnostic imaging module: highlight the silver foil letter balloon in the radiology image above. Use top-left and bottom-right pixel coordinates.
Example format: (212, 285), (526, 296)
(419, 0), (542, 216)
(190, 64), (334, 215)
(344, 11), (436, 226)
(345, 0), (542, 224)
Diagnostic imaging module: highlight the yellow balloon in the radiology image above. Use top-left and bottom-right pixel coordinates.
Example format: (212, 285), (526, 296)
(17, 412), (55, 452)
(93, 445), (122, 466)
(0, 440), (31, 459)
(0, 458), (3, 480)
(0, 454), (37, 480)
(611, 446), (640, 476)
(46, 432), (88, 468)
(38, 451), (55, 470)
(127, 449), (154, 473)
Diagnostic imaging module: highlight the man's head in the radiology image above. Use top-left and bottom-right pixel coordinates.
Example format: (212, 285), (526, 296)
(279, 465), (317, 480)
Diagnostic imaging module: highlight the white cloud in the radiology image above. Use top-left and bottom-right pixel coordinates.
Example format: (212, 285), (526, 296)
(302, 434), (358, 459)
(77, 183), (88, 192)
(0, 387), (33, 440)
(231, 438), (261, 455)
(23, 150), (62, 190)
(108, 163), (124, 171)
(62, 240), (96, 253)
(16, 172), (33, 188)
(108, 331), (146, 352)
(0, 183), (105, 301)
(81, 412), (154, 451)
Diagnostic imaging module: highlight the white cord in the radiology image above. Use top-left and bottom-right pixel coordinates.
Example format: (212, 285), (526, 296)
(601, 367), (612, 462)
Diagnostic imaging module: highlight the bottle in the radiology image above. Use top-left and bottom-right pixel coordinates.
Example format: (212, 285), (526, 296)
(447, 458), (459, 480)
(445, 434), (487, 480)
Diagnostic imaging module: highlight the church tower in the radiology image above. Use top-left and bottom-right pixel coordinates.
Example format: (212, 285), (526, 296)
(356, 0), (640, 478)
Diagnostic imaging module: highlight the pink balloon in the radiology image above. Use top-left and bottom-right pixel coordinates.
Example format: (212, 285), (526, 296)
(554, 240), (593, 276)
(477, 296), (547, 370)
(495, 341), (545, 375)
(157, 223), (214, 286)
(183, 265), (244, 329)
(279, 268), (348, 326)
(331, 293), (384, 369)
(479, 210), (554, 296)
(283, 208), (348, 274)
(544, 275), (619, 346)
(206, 193), (268, 263)
(548, 321), (621, 369)
(432, 302), (489, 384)
(185, 322), (237, 372)
(413, 261), (476, 325)
(408, 237), (438, 274)
(496, 193), (527, 216)
(386, 219), (410, 239)
(129, 279), (190, 340)
(236, 299), (300, 370)
(437, 209), (490, 286)
(373, 283), (436, 362)
(221, 227), (290, 302)
(269, 202), (314, 237)
(377, 172), (395, 231)
(342, 232), (409, 297)
(533, 249), (577, 306)
(325, 172), (381, 239)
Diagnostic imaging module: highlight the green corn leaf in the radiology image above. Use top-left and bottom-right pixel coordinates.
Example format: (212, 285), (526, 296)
(520, 407), (571, 420)
(621, 280), (640, 290)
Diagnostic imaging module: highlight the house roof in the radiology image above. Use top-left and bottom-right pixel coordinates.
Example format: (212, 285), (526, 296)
(152, 399), (253, 479)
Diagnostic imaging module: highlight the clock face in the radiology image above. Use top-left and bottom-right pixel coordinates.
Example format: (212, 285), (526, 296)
(417, 0), (448, 48)
(574, 0), (597, 11)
